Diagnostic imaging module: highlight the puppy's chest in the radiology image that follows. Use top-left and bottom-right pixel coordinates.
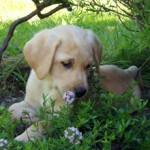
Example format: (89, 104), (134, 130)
(29, 71), (66, 110)
(40, 85), (65, 111)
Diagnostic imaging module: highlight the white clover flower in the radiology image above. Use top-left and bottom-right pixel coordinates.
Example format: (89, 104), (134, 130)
(0, 139), (9, 149)
(53, 113), (59, 118)
(63, 91), (75, 104)
(64, 127), (82, 144)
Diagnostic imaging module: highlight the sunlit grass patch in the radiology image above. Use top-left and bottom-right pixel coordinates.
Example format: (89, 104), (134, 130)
(0, 0), (35, 21)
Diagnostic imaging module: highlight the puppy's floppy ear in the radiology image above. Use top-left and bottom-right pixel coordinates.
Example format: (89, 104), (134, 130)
(24, 30), (61, 80)
(92, 34), (103, 64)
(87, 30), (102, 74)
(87, 30), (102, 64)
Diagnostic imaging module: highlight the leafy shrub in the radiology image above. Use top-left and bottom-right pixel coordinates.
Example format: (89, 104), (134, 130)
(0, 87), (150, 149)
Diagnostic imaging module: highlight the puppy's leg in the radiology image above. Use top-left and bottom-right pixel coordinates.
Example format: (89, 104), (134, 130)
(15, 121), (44, 142)
(9, 101), (38, 122)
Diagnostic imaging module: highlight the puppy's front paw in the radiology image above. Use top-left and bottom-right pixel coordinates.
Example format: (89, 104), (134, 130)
(14, 133), (29, 142)
(21, 111), (38, 123)
(14, 130), (36, 142)
(15, 124), (43, 142)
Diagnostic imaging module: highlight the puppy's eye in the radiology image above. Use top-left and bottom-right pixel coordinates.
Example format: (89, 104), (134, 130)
(85, 64), (91, 69)
(61, 62), (72, 69)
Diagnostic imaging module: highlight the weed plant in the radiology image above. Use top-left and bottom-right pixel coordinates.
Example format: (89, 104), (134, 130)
(0, 83), (150, 149)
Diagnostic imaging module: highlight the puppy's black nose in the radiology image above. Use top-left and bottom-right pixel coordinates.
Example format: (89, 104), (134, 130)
(75, 87), (87, 98)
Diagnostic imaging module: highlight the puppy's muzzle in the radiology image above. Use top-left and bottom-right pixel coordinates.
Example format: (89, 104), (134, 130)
(74, 87), (87, 98)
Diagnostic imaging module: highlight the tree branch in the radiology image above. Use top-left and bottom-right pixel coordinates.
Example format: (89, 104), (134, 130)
(36, 4), (65, 19)
(0, 1), (65, 62)
(0, 10), (37, 61)
(84, 0), (133, 19)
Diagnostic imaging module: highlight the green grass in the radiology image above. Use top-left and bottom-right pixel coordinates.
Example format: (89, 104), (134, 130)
(0, 0), (150, 149)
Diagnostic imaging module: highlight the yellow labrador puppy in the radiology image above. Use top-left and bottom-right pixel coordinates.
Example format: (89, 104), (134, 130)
(9, 25), (102, 141)
(99, 65), (142, 102)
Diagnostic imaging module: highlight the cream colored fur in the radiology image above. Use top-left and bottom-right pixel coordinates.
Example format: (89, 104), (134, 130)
(100, 65), (141, 103)
(9, 25), (102, 141)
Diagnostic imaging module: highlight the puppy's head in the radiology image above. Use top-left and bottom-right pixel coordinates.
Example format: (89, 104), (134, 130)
(24, 25), (102, 98)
